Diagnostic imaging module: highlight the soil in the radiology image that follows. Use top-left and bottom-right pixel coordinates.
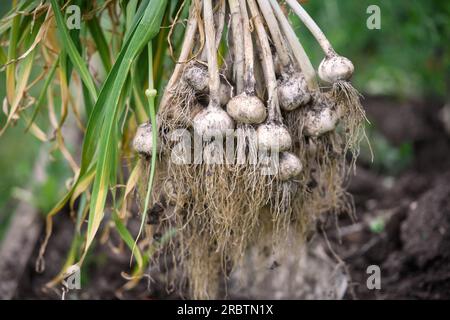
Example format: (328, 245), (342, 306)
(333, 96), (450, 299)
(12, 96), (450, 300)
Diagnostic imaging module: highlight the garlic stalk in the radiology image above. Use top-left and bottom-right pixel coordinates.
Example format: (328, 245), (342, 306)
(226, 0), (266, 124)
(228, 0), (245, 94)
(248, 0), (291, 151)
(268, 0), (318, 90)
(193, 0), (234, 138)
(257, 0), (311, 111)
(285, 0), (354, 83)
(159, 6), (198, 111)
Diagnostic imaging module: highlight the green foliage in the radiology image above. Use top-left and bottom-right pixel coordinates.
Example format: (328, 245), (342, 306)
(0, 0), (170, 285)
(33, 152), (72, 213)
(0, 124), (40, 241)
(369, 217), (385, 234)
(360, 127), (413, 175)
(292, 0), (450, 98)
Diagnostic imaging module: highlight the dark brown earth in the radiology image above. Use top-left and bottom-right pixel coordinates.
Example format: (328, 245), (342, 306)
(335, 96), (450, 299)
(12, 96), (450, 300)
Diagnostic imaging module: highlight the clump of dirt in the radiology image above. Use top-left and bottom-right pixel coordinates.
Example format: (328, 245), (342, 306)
(387, 175), (450, 299)
(337, 171), (450, 299)
(327, 96), (450, 299)
(401, 177), (450, 268)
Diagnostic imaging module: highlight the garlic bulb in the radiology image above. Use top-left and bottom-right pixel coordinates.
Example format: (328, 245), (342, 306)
(193, 106), (235, 139)
(318, 55), (354, 83)
(226, 93), (267, 124)
(133, 122), (158, 156)
(278, 151), (302, 181)
(278, 72), (311, 111)
(257, 122), (292, 152)
(303, 94), (340, 136)
(183, 62), (209, 92)
(218, 82), (231, 106)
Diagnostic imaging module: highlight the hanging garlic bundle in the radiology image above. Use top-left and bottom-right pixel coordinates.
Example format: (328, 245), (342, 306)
(132, 0), (367, 299)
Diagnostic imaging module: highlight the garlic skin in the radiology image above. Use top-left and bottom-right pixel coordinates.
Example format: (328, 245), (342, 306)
(278, 151), (302, 181)
(219, 82), (231, 106)
(273, 53), (282, 76)
(133, 122), (158, 156)
(278, 72), (311, 111)
(193, 106), (235, 139)
(188, 103), (204, 124)
(183, 62), (230, 106)
(183, 62), (209, 92)
(176, 103), (204, 127)
(198, 82), (232, 106)
(226, 93), (267, 124)
(257, 123), (292, 152)
(318, 55), (354, 83)
(303, 95), (339, 137)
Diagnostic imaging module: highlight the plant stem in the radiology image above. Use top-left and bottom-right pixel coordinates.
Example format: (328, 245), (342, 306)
(238, 0), (256, 95)
(159, 5), (198, 111)
(285, 0), (336, 57)
(134, 41), (158, 257)
(268, 0), (318, 91)
(256, 0), (291, 70)
(200, 0), (226, 62)
(203, 0), (220, 105)
(228, 0), (245, 94)
(247, 0), (280, 122)
(215, 0), (226, 50)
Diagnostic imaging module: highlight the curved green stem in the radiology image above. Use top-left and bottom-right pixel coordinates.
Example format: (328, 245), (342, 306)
(133, 41), (158, 256)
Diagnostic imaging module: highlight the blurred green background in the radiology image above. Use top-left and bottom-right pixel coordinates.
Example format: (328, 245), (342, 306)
(291, 0), (449, 98)
(0, 0), (449, 241)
